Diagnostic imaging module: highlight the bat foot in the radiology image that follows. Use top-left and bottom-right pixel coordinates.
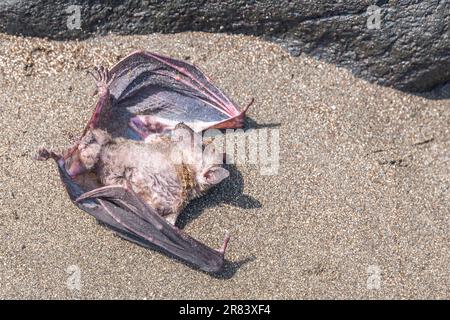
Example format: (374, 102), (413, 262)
(129, 117), (150, 139)
(129, 116), (173, 139)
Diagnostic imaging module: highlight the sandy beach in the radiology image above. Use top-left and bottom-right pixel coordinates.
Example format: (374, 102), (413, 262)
(0, 32), (448, 299)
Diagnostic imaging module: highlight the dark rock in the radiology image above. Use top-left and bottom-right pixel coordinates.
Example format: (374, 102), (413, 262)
(0, 0), (448, 93)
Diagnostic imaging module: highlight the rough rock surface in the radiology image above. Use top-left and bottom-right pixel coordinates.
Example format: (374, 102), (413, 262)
(0, 0), (450, 92)
(0, 0), (448, 93)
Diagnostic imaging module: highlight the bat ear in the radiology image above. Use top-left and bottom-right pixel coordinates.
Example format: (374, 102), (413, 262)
(202, 166), (229, 185)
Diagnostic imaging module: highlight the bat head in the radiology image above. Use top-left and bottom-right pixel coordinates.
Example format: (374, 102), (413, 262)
(171, 123), (229, 196)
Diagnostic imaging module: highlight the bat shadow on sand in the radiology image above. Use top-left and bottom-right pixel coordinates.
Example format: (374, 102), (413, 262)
(244, 117), (281, 130)
(176, 163), (261, 279)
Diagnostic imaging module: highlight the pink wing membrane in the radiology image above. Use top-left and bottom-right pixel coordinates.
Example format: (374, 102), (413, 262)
(98, 50), (250, 138)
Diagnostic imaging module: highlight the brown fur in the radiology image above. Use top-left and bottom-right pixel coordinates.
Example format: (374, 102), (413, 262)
(72, 128), (229, 225)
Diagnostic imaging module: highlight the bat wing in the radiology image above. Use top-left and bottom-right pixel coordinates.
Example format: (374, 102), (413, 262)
(87, 50), (252, 140)
(49, 155), (228, 273)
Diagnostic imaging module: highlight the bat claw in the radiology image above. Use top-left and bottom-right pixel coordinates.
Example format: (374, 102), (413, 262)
(88, 65), (112, 96)
(216, 231), (231, 256)
(33, 147), (62, 162)
(243, 97), (254, 113)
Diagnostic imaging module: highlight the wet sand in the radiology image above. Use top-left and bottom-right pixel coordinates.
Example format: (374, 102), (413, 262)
(0, 32), (448, 299)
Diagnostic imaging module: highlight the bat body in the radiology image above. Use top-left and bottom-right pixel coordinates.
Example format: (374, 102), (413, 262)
(36, 51), (251, 273)
(72, 126), (229, 225)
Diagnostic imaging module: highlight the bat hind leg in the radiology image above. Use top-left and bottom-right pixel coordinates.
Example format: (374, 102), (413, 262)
(129, 115), (176, 140)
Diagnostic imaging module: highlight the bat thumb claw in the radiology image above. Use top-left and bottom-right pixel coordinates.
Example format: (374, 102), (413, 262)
(216, 231), (231, 256)
(242, 97), (254, 113)
(33, 148), (61, 162)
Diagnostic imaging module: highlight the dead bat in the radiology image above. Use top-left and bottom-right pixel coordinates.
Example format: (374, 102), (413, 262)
(35, 51), (252, 273)
(70, 125), (229, 225)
